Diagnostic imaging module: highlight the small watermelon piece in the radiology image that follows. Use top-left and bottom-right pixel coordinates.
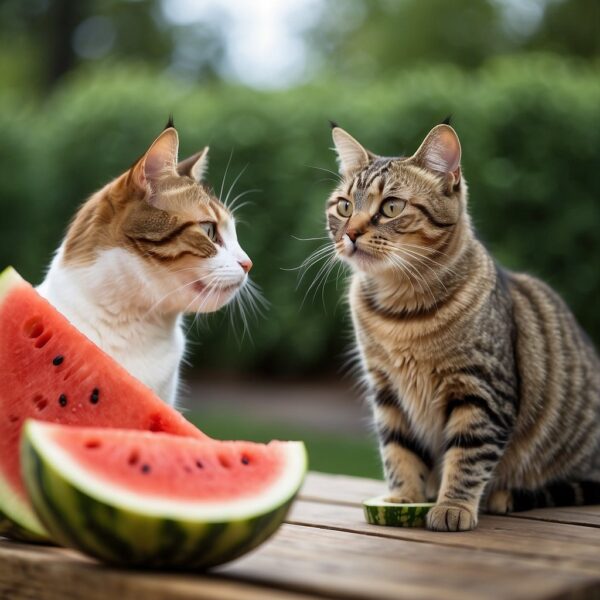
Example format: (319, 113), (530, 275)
(22, 420), (307, 568)
(0, 267), (206, 540)
(363, 496), (435, 527)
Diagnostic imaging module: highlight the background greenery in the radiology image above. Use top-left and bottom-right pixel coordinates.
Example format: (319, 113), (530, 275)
(2, 56), (599, 374)
(0, 0), (598, 477)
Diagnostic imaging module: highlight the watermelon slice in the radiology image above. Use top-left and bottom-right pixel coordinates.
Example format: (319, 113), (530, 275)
(363, 496), (435, 527)
(0, 267), (206, 540)
(22, 421), (307, 568)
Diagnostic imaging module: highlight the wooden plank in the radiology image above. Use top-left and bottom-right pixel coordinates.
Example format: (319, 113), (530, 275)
(301, 472), (600, 528)
(300, 472), (386, 506)
(2, 522), (598, 600)
(509, 506), (600, 528)
(0, 541), (320, 600)
(220, 523), (600, 600)
(288, 500), (600, 574)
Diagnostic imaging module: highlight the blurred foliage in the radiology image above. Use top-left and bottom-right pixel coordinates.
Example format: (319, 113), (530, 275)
(310, 0), (511, 75)
(308, 0), (600, 79)
(0, 55), (599, 376)
(189, 412), (381, 478)
(0, 0), (224, 92)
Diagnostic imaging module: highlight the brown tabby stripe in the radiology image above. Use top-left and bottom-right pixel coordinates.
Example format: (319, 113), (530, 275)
(131, 245), (206, 263)
(359, 279), (461, 321)
(129, 221), (197, 245)
(378, 425), (434, 470)
(412, 202), (456, 228)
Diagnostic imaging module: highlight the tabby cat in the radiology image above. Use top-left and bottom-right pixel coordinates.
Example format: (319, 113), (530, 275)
(38, 121), (253, 406)
(325, 122), (600, 531)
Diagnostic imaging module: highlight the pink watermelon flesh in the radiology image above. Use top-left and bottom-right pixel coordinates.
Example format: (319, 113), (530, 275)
(37, 424), (289, 503)
(0, 269), (206, 511)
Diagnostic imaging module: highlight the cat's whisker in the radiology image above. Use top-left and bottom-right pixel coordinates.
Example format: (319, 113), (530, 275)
(219, 148), (234, 202)
(244, 278), (269, 316)
(227, 284), (257, 345)
(387, 253), (429, 303)
(385, 241), (459, 277)
(230, 199), (257, 216)
(390, 247), (450, 296)
(283, 243), (333, 288)
(184, 275), (222, 335)
(301, 253), (337, 309)
(228, 189), (260, 214)
(296, 247), (336, 289)
(306, 164), (344, 183)
(318, 255), (340, 308)
(293, 243), (333, 270)
(291, 235), (330, 242)
(396, 255), (439, 310)
(385, 254), (417, 298)
(395, 241), (458, 264)
(144, 277), (206, 317)
(223, 164), (248, 209)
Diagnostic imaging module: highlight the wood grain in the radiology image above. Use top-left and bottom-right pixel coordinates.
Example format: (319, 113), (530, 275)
(300, 472), (387, 506)
(0, 541), (319, 600)
(220, 524), (600, 600)
(289, 500), (600, 574)
(0, 472), (598, 600)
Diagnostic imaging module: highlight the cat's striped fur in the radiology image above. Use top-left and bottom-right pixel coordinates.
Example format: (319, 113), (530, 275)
(326, 123), (600, 531)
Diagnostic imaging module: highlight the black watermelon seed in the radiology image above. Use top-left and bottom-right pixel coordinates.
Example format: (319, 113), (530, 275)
(58, 394), (68, 407)
(52, 355), (64, 366)
(90, 388), (100, 404)
(141, 464), (151, 474)
(195, 460), (204, 469)
(241, 456), (250, 465)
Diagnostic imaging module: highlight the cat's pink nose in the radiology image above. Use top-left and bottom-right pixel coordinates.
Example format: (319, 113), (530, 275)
(238, 259), (253, 273)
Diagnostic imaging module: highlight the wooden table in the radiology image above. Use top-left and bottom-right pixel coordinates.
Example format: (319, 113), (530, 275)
(1, 472), (599, 600)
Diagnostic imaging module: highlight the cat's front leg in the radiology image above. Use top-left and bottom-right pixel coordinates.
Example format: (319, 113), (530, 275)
(372, 388), (432, 503)
(426, 394), (513, 532)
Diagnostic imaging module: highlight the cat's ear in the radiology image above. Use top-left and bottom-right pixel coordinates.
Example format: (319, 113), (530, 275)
(412, 124), (461, 188)
(131, 128), (179, 190)
(177, 147), (209, 182)
(331, 127), (371, 175)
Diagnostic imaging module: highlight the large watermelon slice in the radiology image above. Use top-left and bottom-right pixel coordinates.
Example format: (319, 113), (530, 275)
(22, 420), (306, 568)
(0, 267), (206, 539)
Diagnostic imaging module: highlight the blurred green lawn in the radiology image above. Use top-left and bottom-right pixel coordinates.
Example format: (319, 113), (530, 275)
(188, 411), (382, 479)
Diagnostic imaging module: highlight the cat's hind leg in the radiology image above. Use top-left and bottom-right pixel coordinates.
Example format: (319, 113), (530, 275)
(488, 481), (600, 513)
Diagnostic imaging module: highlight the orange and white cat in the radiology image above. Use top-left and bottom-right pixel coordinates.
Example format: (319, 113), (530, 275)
(38, 123), (253, 406)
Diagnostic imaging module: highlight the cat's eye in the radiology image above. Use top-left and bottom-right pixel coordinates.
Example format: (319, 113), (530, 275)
(337, 198), (353, 218)
(200, 222), (218, 242)
(380, 197), (406, 218)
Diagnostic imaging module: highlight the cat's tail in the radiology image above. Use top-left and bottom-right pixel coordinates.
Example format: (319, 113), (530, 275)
(512, 481), (600, 511)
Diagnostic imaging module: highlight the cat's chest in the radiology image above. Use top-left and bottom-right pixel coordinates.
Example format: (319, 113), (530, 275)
(379, 339), (444, 446)
(352, 305), (446, 450)
(93, 321), (184, 401)
(37, 277), (184, 404)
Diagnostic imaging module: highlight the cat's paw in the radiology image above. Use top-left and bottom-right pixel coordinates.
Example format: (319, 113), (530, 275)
(385, 495), (421, 504)
(386, 487), (427, 505)
(426, 502), (478, 532)
(486, 490), (513, 514)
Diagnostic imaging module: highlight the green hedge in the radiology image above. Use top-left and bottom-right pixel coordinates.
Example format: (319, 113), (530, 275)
(1, 55), (599, 374)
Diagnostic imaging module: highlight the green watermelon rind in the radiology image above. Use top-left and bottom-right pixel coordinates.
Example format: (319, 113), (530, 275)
(363, 495), (436, 528)
(0, 267), (50, 541)
(22, 421), (307, 568)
